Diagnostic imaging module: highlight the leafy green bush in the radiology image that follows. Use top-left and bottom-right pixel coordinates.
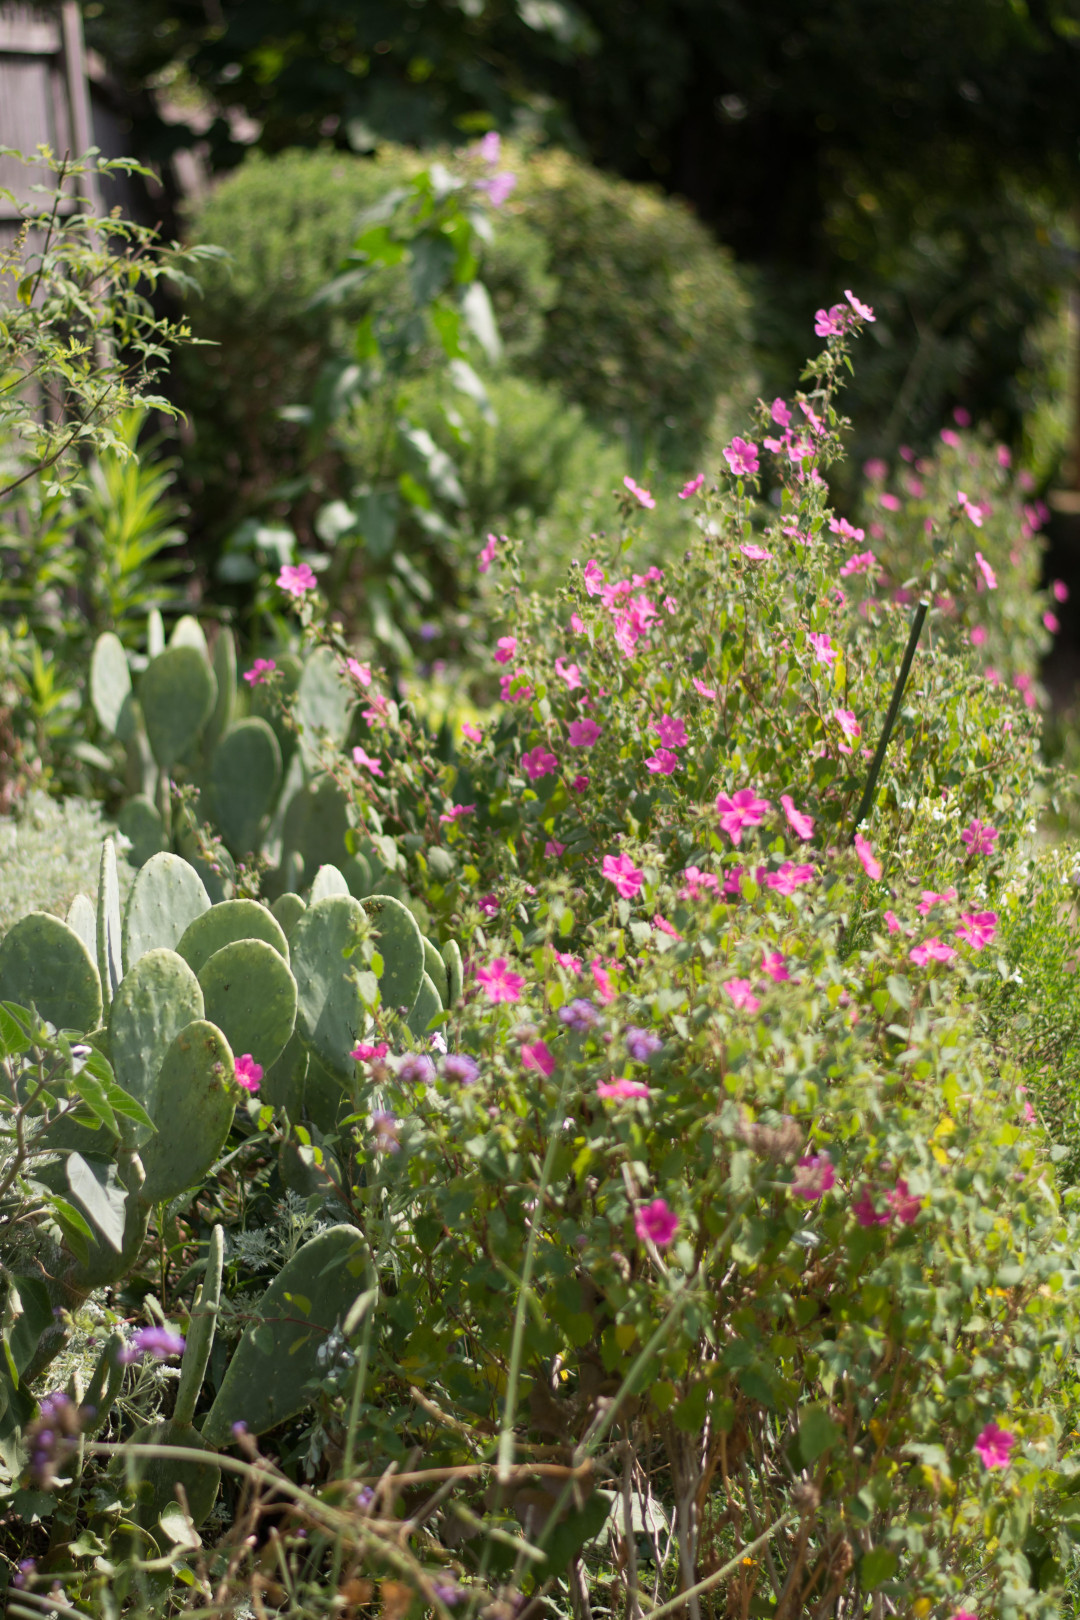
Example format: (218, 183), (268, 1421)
(6, 297), (1080, 1619)
(0, 795), (131, 934)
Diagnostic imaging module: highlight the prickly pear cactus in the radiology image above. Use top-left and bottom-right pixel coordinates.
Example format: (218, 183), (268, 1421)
(290, 895), (375, 1080)
(123, 851), (211, 969)
(139, 643), (217, 769)
(423, 936), (449, 1005)
(169, 614), (210, 658)
(97, 837), (125, 1007)
(294, 645), (354, 772)
(201, 1225), (366, 1445)
(117, 794), (166, 869)
(261, 1028), (308, 1117)
(0, 912), (102, 1033)
(270, 892), (306, 939)
(442, 938), (463, 1008)
(139, 1020), (236, 1203)
(209, 718), (282, 857)
(361, 894), (425, 1016)
(407, 970), (443, 1040)
(176, 899), (288, 977)
(309, 863), (349, 902)
(204, 625), (237, 759)
(90, 631), (134, 739)
(66, 893), (98, 963)
(197, 938), (298, 1073)
(108, 948), (204, 1136)
(281, 774), (351, 879)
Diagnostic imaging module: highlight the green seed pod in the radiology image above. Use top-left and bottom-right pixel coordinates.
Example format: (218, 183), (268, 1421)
(139, 645), (217, 769)
(139, 1020), (236, 1203)
(200, 1225), (366, 1444)
(108, 947), (204, 1140)
(198, 938), (298, 1073)
(177, 899), (288, 976)
(209, 717), (282, 857)
(0, 912), (102, 1033)
(123, 852), (211, 970)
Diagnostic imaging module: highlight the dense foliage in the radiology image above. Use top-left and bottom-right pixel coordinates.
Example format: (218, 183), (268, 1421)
(5, 291), (1080, 1620)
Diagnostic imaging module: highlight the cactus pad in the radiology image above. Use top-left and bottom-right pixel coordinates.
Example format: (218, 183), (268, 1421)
(123, 852), (211, 969)
(210, 718), (282, 856)
(261, 1029), (309, 1117)
(139, 1020), (236, 1203)
(139, 645), (217, 769)
(294, 645), (354, 771)
(177, 899), (288, 977)
(407, 970), (443, 1040)
(168, 614), (210, 658)
(90, 631), (133, 739)
(282, 774), (351, 877)
(66, 894), (98, 962)
(290, 895), (375, 1079)
(361, 894), (425, 1016)
(204, 624), (237, 760)
(0, 912), (102, 1033)
(310, 863), (349, 903)
(198, 939), (298, 1073)
(96, 838), (124, 1007)
(270, 892), (306, 939)
(423, 937), (449, 1005)
(442, 939), (464, 1007)
(117, 795), (166, 869)
(201, 1224), (366, 1444)
(342, 852), (372, 898)
(108, 947), (204, 1140)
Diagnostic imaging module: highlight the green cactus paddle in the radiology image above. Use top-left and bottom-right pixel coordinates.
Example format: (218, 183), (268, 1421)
(197, 938), (298, 1073)
(139, 1021), (236, 1203)
(123, 852), (211, 969)
(176, 899), (289, 976)
(0, 912), (102, 1033)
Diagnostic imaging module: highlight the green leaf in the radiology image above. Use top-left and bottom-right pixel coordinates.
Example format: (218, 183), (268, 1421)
(66, 1153), (128, 1252)
(69, 1067), (118, 1137)
(860, 1547), (898, 1590)
(799, 1403), (842, 1465)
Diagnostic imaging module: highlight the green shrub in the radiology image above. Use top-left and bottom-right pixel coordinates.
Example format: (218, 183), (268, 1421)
(0, 795), (131, 933)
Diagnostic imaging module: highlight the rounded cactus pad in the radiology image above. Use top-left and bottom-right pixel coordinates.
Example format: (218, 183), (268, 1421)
(407, 970), (444, 1040)
(139, 644), (217, 768)
(123, 852), (211, 970)
(0, 911), (102, 1033)
(108, 948), (204, 1139)
(90, 631), (133, 739)
(177, 899), (289, 977)
(209, 717), (282, 857)
(198, 937), (298, 1073)
(139, 1020), (236, 1203)
(361, 893), (425, 1015)
(290, 894), (376, 1079)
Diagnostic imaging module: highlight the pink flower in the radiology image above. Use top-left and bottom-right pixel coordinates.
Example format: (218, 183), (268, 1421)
(834, 708), (861, 741)
(478, 532), (501, 573)
(235, 1053), (263, 1093)
(499, 669), (533, 704)
(940, 428), (962, 449)
(570, 612), (585, 634)
(478, 894), (499, 918)
(1044, 611), (1060, 634)
(879, 492), (901, 512)
(475, 958), (524, 1002)
(597, 1078), (650, 1100)
(723, 437), (760, 477)
(814, 304), (849, 338)
(693, 676), (717, 699)
(568, 719), (601, 747)
(771, 398), (792, 426)
(678, 473), (705, 499)
(645, 749), (680, 775)
(864, 457), (887, 481)
(623, 474), (656, 509)
(854, 832), (882, 881)
(884, 910), (901, 934)
(351, 1041), (389, 1062)
(886, 1180), (922, 1224)
(521, 1040), (555, 1076)
(716, 788), (772, 846)
(635, 1197), (679, 1246)
(722, 867), (744, 897)
(591, 961), (616, 1003)
(910, 938), (957, 966)
(347, 657), (373, 686)
(974, 1422), (1015, 1470)
(807, 632), (837, 669)
(961, 819), (998, 856)
(956, 911), (998, 951)
(828, 517), (865, 543)
(652, 714), (687, 748)
(762, 950), (791, 982)
(494, 636), (517, 664)
(243, 657), (276, 686)
(352, 746), (384, 777)
(765, 862), (815, 896)
(571, 774), (590, 793)
(522, 745), (558, 781)
(603, 852), (645, 898)
(555, 657), (583, 689)
(853, 1188), (891, 1227)
(479, 171), (517, 207)
(780, 794), (814, 840)
(792, 1154), (835, 1200)
(544, 839), (566, 857)
(680, 865), (719, 900)
(740, 542), (773, 561)
(950, 1612), (979, 1620)
(723, 978), (760, 1012)
(975, 551), (998, 590)
(277, 562), (317, 597)
(957, 490), (983, 527)
(917, 886), (957, 916)
(583, 559), (605, 596)
(840, 551), (876, 578)
(462, 721), (483, 743)
(653, 913), (680, 938)
(845, 289), (875, 322)
(1054, 579), (1069, 603)
(439, 804), (476, 823)
(554, 950), (582, 973)
(969, 625), (987, 647)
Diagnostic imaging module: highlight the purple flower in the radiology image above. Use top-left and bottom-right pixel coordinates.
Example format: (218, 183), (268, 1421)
(356, 1485), (376, 1511)
(433, 1583), (464, 1606)
(117, 1325), (186, 1364)
(442, 1053), (480, 1085)
(398, 1054), (436, 1086)
(626, 1027), (661, 1062)
(558, 998), (600, 1033)
(373, 1111), (400, 1153)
